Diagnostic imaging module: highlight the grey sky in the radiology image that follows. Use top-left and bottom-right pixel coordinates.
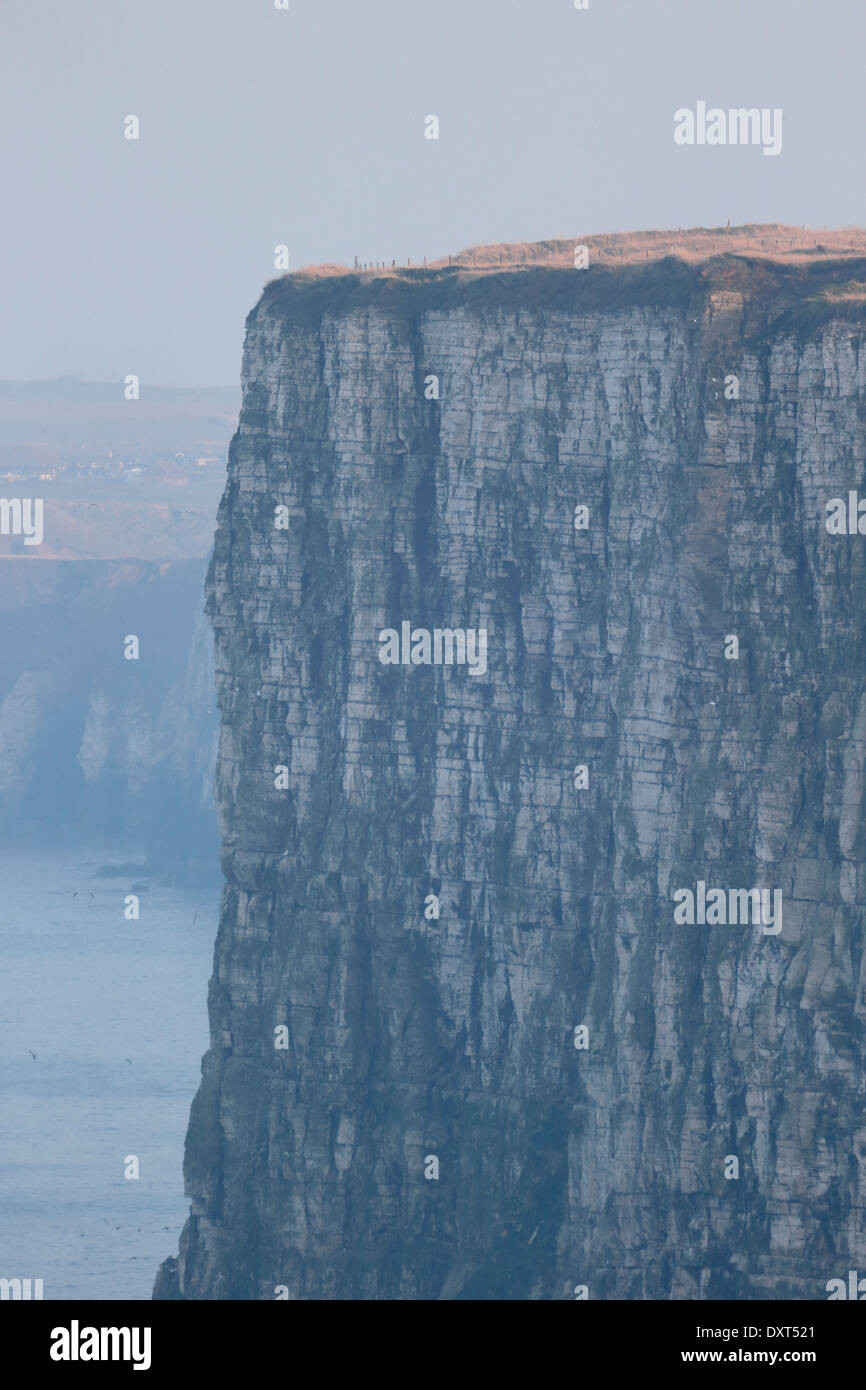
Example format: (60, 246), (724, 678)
(1, 0), (862, 386)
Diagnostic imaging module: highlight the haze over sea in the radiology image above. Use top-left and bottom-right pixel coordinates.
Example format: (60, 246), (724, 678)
(0, 848), (216, 1299)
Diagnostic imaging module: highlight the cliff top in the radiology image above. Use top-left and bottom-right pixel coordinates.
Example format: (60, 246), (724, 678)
(292, 224), (866, 279)
(261, 224), (866, 333)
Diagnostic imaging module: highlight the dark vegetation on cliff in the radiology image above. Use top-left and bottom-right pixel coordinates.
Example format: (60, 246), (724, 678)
(264, 224), (866, 334)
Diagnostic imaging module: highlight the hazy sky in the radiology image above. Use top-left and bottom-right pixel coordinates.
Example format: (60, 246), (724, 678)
(1, 0), (862, 385)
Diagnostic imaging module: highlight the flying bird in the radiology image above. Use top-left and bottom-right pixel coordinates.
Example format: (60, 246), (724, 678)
(27, 1050), (36, 1060)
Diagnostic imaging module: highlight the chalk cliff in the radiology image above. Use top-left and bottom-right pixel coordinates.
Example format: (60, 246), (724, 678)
(158, 226), (866, 1299)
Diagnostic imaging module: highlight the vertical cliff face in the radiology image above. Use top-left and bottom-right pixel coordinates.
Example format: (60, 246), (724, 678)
(162, 231), (866, 1300)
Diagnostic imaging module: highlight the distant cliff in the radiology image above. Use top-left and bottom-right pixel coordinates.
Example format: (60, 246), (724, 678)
(0, 556), (218, 880)
(159, 226), (866, 1299)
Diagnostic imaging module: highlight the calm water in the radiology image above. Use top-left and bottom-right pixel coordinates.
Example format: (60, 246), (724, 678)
(0, 849), (218, 1299)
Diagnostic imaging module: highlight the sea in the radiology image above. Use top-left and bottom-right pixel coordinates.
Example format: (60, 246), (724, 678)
(0, 848), (218, 1300)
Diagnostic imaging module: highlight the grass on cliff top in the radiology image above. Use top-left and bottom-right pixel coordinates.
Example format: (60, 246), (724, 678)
(259, 225), (866, 328)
